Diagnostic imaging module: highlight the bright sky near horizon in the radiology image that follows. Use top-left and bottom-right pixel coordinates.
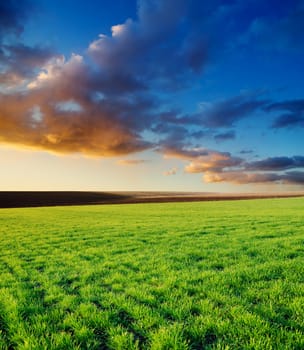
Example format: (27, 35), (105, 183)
(0, 0), (303, 192)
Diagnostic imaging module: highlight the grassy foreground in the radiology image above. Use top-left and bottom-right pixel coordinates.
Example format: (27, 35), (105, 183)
(0, 198), (303, 349)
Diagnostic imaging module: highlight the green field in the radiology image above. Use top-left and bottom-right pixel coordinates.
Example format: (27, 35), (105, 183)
(0, 198), (303, 349)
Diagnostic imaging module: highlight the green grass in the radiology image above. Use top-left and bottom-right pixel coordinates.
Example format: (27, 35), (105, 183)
(0, 198), (303, 349)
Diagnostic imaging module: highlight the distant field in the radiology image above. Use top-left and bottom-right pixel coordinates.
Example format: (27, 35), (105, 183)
(1, 191), (304, 208)
(0, 198), (303, 349)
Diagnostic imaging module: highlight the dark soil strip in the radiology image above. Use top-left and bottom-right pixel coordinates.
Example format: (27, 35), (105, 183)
(0, 191), (130, 208)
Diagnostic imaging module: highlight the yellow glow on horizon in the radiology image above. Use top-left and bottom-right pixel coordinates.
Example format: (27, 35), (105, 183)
(0, 145), (301, 193)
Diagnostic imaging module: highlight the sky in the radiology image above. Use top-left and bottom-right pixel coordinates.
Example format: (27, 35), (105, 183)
(0, 0), (303, 192)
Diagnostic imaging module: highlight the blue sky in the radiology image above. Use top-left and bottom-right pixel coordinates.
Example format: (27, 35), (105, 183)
(0, 0), (303, 191)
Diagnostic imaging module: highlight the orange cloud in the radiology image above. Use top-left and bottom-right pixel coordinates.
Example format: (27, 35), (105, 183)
(0, 53), (153, 157)
(117, 159), (147, 165)
(161, 146), (304, 185)
(185, 152), (242, 173)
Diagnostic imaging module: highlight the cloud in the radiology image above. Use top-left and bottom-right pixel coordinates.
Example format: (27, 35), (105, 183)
(0, 44), (54, 88)
(155, 93), (269, 131)
(244, 0), (304, 51)
(0, 2), (165, 157)
(198, 93), (269, 128)
(161, 146), (210, 160)
(201, 155), (304, 185)
(204, 171), (282, 184)
(0, 93), (153, 158)
(117, 159), (148, 165)
(161, 143), (304, 185)
(163, 167), (178, 176)
(214, 130), (235, 141)
(0, 0), (214, 156)
(272, 113), (304, 128)
(0, 1), (54, 88)
(246, 156), (304, 171)
(149, 91), (303, 138)
(0, 52), (156, 156)
(239, 149), (254, 155)
(0, 0), (34, 37)
(0, 0), (303, 175)
(204, 171), (304, 185)
(282, 171), (304, 184)
(87, 0), (209, 91)
(265, 99), (304, 128)
(185, 152), (242, 173)
(194, 95), (304, 131)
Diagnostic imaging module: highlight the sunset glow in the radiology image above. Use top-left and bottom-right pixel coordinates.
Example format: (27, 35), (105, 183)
(0, 0), (303, 191)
